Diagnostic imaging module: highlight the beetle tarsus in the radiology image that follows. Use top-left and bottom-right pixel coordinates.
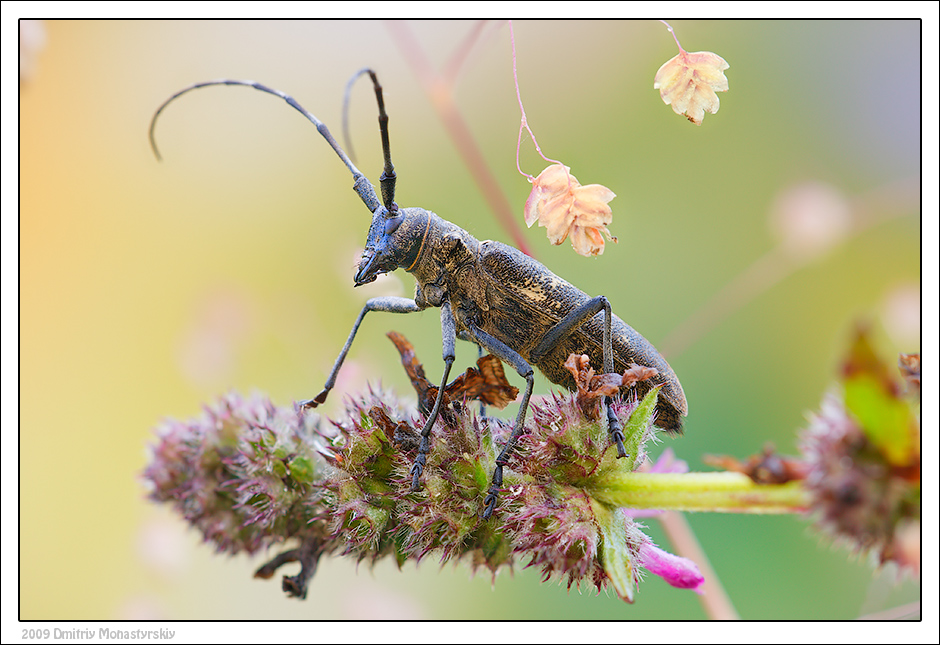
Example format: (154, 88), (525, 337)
(482, 489), (500, 519)
(481, 463), (504, 519)
(411, 432), (433, 490)
(612, 431), (627, 458)
(605, 396), (628, 458)
(300, 390), (330, 410)
(410, 457), (425, 491)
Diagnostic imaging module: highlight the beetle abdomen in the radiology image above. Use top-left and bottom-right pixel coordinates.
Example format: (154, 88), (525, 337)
(477, 240), (687, 433)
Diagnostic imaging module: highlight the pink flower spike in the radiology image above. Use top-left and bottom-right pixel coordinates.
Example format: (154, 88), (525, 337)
(639, 541), (705, 593)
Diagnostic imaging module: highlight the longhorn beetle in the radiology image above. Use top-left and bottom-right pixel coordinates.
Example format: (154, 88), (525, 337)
(149, 69), (688, 519)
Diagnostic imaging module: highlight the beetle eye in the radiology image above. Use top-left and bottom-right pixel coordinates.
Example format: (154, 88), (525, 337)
(384, 214), (403, 235)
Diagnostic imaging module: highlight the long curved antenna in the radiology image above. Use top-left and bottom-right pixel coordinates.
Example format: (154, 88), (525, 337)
(149, 79), (381, 214)
(341, 72), (364, 164)
(341, 68), (397, 212)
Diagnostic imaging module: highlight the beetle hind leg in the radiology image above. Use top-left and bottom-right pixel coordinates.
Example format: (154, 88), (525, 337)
(532, 296), (629, 459)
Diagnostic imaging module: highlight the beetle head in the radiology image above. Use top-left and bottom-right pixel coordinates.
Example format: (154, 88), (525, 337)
(354, 206), (429, 286)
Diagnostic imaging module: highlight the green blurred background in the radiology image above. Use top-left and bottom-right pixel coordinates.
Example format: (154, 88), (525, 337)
(19, 20), (922, 620)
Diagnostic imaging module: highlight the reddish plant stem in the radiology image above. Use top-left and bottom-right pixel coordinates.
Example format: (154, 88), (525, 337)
(659, 511), (740, 620)
(386, 20), (533, 257)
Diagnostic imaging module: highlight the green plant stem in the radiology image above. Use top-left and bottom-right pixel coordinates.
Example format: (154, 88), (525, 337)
(589, 472), (810, 513)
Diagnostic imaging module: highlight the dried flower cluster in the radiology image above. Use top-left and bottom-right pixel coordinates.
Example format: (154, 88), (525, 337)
(524, 164), (617, 257)
(653, 49), (730, 125)
(564, 352), (658, 421)
(144, 355), (702, 602)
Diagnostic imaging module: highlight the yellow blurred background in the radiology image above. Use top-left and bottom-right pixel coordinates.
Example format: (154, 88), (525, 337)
(17, 20), (924, 620)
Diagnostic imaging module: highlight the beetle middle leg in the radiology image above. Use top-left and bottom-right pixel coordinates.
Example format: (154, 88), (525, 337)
(463, 324), (535, 519)
(530, 296), (627, 458)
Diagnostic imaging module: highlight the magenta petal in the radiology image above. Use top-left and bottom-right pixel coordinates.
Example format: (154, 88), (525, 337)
(647, 447), (689, 474)
(639, 542), (705, 593)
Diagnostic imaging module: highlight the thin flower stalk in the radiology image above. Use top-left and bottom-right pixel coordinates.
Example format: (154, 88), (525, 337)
(653, 20), (729, 125)
(510, 21), (618, 256)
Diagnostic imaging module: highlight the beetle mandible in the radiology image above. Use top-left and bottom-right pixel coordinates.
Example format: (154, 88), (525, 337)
(149, 69), (688, 519)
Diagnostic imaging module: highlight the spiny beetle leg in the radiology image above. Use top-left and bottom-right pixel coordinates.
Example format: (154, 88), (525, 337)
(530, 296), (613, 369)
(532, 295), (628, 459)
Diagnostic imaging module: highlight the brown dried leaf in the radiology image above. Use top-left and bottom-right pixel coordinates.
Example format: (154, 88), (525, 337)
(564, 353), (590, 387)
(388, 331), (518, 415)
(368, 406), (419, 452)
(621, 363), (659, 389)
(387, 331), (431, 387)
(564, 353), (624, 420)
(590, 373), (624, 398)
(703, 445), (808, 484)
(387, 331), (428, 381)
(428, 356), (519, 411)
(461, 355), (520, 409)
(367, 405), (397, 434)
(387, 330), (434, 411)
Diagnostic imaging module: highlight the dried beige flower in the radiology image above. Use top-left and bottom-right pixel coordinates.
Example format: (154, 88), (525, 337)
(654, 50), (729, 125)
(524, 164), (616, 256)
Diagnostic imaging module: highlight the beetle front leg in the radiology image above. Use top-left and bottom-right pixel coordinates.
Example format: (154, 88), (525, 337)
(531, 296), (626, 458)
(465, 325), (535, 519)
(301, 296), (424, 409)
(411, 301), (456, 490)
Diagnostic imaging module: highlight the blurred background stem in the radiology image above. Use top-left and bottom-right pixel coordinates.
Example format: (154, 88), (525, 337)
(387, 20), (533, 257)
